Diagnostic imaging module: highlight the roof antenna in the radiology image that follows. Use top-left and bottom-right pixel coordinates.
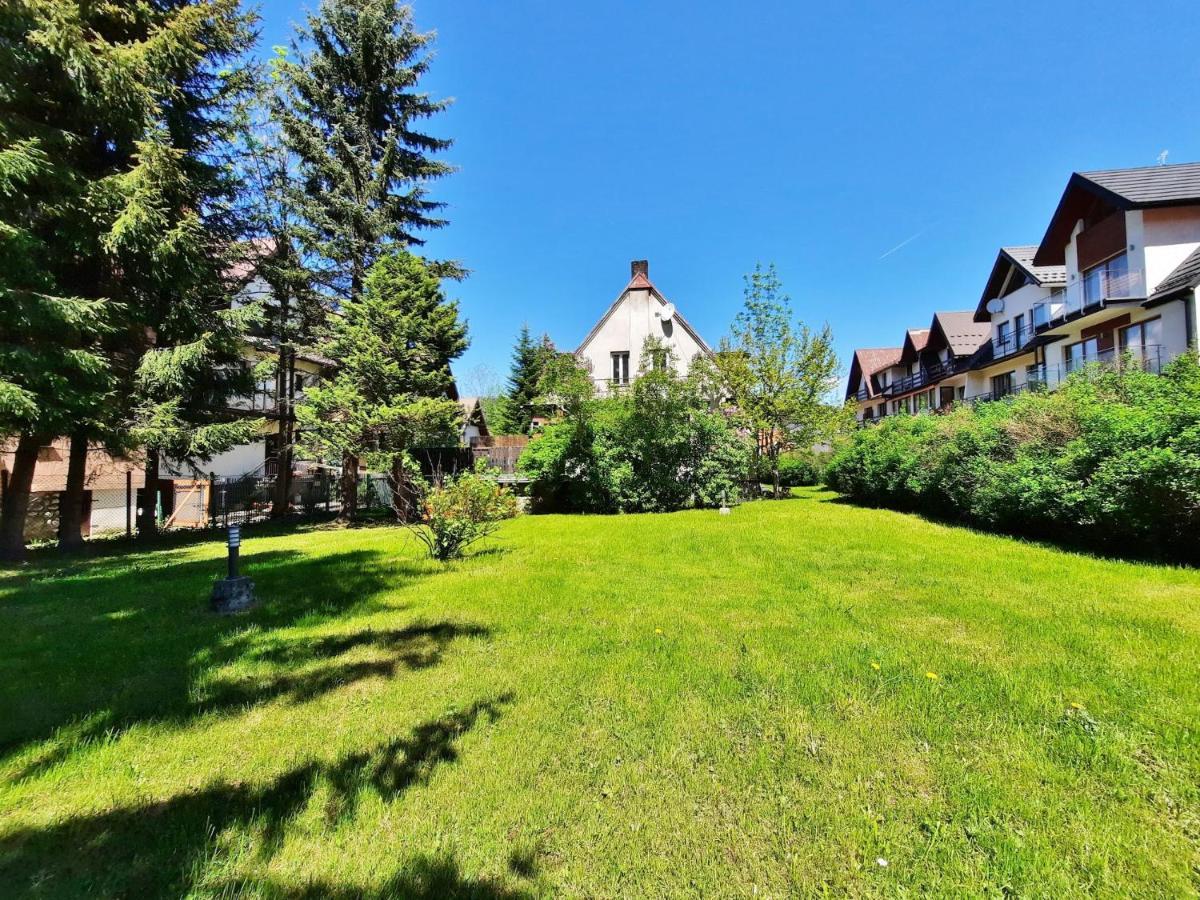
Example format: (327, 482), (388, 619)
(1156, 149), (1169, 166)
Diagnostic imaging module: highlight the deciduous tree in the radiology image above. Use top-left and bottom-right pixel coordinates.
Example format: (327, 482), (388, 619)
(707, 263), (845, 498)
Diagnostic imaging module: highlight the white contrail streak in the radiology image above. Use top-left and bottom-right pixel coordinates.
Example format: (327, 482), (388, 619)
(877, 228), (927, 260)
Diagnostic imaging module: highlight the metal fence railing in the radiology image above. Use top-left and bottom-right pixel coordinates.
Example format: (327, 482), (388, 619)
(3, 470), (405, 546)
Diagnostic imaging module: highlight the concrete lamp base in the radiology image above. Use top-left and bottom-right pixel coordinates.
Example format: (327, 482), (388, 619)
(211, 576), (257, 614)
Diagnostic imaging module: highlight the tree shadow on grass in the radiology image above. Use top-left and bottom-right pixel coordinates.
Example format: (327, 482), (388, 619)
(217, 854), (534, 899)
(0, 695), (516, 898)
(0, 546), (488, 778)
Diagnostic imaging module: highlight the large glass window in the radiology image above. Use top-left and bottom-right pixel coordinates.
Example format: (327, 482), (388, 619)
(1031, 303), (1048, 328)
(1063, 337), (1100, 373)
(997, 320), (1011, 352)
(991, 372), (1014, 398)
(1119, 317), (1163, 371)
(1083, 252), (1131, 306)
(1013, 313), (1026, 346)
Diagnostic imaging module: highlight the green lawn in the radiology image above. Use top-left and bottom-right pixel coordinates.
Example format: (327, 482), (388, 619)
(1, 490), (1198, 898)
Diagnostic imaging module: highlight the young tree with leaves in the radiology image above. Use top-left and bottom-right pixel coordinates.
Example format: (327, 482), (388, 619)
(274, 0), (454, 519)
(296, 250), (467, 522)
(708, 263), (844, 498)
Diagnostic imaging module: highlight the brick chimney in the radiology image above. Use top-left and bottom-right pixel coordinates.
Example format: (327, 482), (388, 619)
(630, 259), (648, 279)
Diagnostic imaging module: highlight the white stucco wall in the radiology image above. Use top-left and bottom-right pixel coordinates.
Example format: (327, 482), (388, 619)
(577, 286), (710, 391)
(165, 439), (267, 480)
(1141, 207), (1200, 293)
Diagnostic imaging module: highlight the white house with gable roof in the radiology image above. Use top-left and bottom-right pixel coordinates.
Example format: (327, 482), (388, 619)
(575, 260), (712, 393)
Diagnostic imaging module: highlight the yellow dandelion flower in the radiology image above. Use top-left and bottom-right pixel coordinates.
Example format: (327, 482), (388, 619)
(654, 628), (663, 635)
(925, 671), (939, 680)
(1069, 701), (1083, 710)
(870, 662), (881, 671)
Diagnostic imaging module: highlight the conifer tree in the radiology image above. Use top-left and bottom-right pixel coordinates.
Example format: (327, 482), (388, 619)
(496, 326), (556, 434)
(234, 75), (324, 519)
(296, 250), (467, 520)
(274, 0), (454, 519)
(0, 0), (260, 553)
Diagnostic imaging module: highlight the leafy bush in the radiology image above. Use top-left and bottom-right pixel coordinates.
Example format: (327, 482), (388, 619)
(518, 358), (752, 513)
(412, 463), (518, 560)
(825, 356), (1200, 562)
(752, 450), (829, 488)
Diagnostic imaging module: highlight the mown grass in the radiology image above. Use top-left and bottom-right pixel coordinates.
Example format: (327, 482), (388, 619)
(1, 488), (1197, 897)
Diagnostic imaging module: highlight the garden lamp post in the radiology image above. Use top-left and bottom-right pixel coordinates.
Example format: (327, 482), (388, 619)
(211, 523), (256, 614)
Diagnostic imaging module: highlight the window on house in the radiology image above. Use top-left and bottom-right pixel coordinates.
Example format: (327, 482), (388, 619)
(1013, 313), (1026, 346)
(997, 320), (1011, 353)
(991, 371), (1014, 398)
(611, 352), (630, 384)
(1031, 303), (1048, 328)
(1119, 317), (1163, 371)
(1063, 337), (1101, 373)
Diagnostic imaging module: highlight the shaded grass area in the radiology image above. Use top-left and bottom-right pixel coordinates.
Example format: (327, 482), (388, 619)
(1, 489), (1198, 896)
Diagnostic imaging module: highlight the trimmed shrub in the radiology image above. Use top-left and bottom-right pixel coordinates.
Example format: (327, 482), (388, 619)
(825, 355), (1200, 562)
(518, 370), (752, 513)
(413, 464), (518, 560)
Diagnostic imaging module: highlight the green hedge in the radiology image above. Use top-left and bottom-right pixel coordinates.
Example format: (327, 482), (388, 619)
(824, 355), (1200, 562)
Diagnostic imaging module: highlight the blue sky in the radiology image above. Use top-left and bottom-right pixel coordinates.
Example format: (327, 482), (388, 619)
(255, 0), (1200, 393)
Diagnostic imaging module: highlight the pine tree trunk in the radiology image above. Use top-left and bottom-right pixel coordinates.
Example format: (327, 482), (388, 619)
(339, 450), (358, 523)
(58, 430), (88, 552)
(390, 455), (418, 523)
(271, 346), (294, 519)
(137, 448), (159, 542)
(0, 433), (41, 563)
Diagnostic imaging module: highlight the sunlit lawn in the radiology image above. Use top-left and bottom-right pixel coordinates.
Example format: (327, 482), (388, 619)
(1, 489), (1198, 897)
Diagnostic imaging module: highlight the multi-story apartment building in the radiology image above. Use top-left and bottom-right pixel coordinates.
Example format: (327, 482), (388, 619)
(847, 162), (1200, 420)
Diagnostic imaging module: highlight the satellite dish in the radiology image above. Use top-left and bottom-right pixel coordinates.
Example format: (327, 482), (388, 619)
(985, 298), (1005, 314)
(659, 302), (676, 322)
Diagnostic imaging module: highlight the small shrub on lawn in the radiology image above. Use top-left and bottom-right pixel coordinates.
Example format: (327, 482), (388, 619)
(825, 354), (1200, 561)
(413, 464), (518, 560)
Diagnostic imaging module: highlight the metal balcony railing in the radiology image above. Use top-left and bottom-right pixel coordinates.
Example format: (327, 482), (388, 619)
(991, 321), (1039, 359)
(1044, 267), (1145, 325)
(967, 346), (1171, 404)
(883, 357), (961, 397)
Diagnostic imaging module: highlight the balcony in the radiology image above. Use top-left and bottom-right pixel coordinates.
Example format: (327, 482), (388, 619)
(990, 321), (1039, 361)
(883, 358), (962, 397)
(1042, 266), (1145, 329)
(968, 345), (1170, 403)
(854, 385), (870, 402)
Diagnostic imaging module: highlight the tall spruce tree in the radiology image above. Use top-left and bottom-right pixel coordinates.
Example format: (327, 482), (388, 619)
(274, 0), (454, 521)
(2, 0), (260, 553)
(234, 74), (324, 519)
(296, 250), (467, 520)
(97, 1), (260, 541)
(0, 0), (117, 559)
(496, 325), (556, 434)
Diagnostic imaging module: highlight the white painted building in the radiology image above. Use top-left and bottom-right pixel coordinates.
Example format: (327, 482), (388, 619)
(846, 162), (1200, 417)
(575, 260), (712, 394)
